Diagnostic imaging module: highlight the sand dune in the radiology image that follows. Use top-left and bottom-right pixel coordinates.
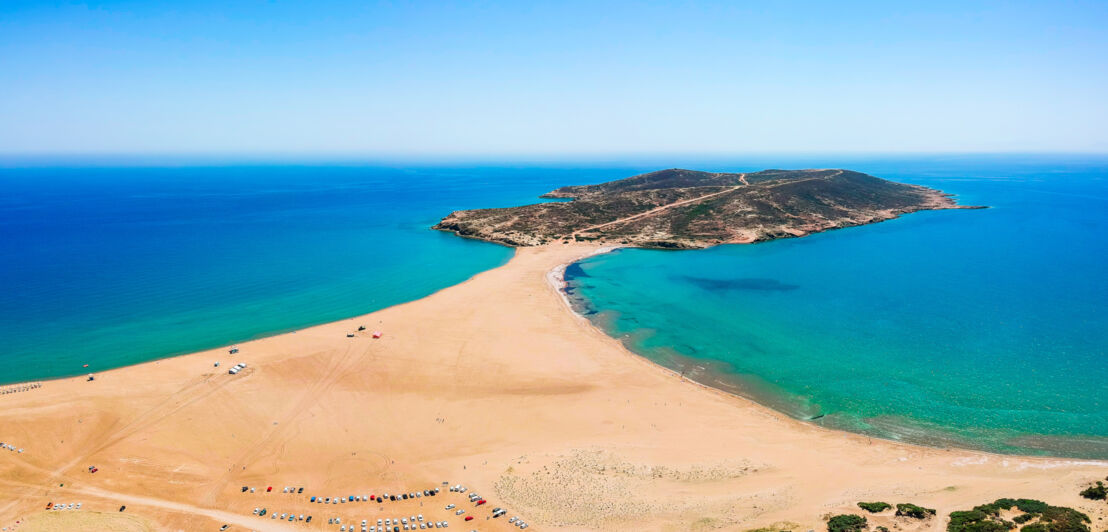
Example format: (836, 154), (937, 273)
(1, 243), (1106, 532)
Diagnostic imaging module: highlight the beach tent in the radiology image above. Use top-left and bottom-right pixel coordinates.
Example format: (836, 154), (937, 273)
(373, 331), (382, 338)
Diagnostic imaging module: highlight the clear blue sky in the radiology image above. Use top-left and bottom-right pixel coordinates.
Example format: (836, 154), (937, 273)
(2, 1), (1106, 156)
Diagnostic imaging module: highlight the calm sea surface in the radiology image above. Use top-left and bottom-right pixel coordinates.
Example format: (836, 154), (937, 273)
(564, 156), (1108, 458)
(0, 163), (632, 384)
(2, 157), (1105, 458)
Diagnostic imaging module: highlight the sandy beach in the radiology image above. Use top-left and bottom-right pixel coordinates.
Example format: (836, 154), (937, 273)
(1, 243), (1105, 532)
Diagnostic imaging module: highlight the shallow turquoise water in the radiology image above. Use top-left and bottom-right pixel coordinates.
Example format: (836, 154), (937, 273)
(3, 157), (1106, 458)
(565, 157), (1108, 458)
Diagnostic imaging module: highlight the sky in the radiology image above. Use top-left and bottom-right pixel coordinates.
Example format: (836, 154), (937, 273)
(1, 1), (1107, 157)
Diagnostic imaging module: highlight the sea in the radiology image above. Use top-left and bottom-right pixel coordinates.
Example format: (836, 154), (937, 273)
(2, 155), (1106, 458)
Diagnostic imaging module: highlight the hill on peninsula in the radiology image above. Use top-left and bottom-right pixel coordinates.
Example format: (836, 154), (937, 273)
(433, 168), (982, 249)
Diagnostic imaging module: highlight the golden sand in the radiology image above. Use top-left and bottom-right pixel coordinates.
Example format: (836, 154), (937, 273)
(1, 243), (1105, 531)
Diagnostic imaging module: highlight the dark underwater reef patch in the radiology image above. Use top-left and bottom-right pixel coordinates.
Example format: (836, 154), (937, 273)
(679, 276), (799, 292)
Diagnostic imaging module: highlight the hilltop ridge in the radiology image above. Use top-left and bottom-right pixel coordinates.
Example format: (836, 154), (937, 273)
(434, 168), (982, 249)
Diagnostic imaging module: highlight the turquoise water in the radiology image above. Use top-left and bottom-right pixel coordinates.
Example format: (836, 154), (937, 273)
(0, 163), (641, 385)
(565, 157), (1108, 458)
(3, 157), (1106, 459)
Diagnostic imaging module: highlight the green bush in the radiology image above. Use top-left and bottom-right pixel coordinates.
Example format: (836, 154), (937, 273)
(948, 499), (1090, 532)
(947, 510), (1013, 532)
(948, 508), (1014, 532)
(1078, 481), (1106, 501)
(1013, 500), (1050, 515)
(828, 514), (868, 532)
(1035, 505), (1090, 532)
(896, 503), (936, 519)
(857, 502), (892, 513)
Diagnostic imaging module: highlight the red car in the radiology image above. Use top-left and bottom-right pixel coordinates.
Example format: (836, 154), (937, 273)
(46, 502), (53, 509)
(465, 516), (474, 522)
(266, 486), (273, 492)
(476, 500), (486, 506)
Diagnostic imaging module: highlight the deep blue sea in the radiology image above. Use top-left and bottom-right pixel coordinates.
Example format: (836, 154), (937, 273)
(0, 163), (634, 384)
(2, 156), (1106, 458)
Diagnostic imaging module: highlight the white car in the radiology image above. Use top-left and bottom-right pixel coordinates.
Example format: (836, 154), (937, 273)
(444, 504), (455, 510)
(455, 509), (464, 515)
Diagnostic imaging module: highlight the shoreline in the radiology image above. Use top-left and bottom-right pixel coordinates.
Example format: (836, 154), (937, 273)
(2, 242), (1106, 531)
(545, 246), (1108, 464)
(10, 242), (1102, 465)
(0, 246), (517, 389)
